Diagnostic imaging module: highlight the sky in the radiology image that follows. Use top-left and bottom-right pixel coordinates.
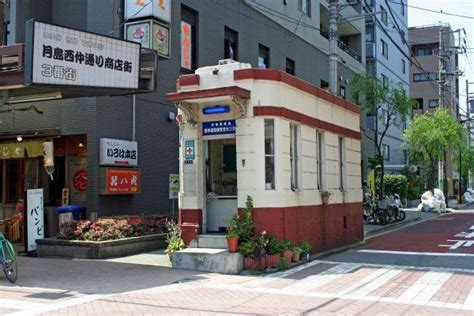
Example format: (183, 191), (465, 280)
(407, 0), (474, 114)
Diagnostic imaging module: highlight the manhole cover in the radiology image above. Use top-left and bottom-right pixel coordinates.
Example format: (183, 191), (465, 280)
(173, 278), (208, 285)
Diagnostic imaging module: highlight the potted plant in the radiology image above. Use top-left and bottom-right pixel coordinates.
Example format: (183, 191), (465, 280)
(281, 240), (293, 265)
(299, 241), (311, 261)
(320, 190), (331, 205)
(291, 245), (301, 262)
(239, 241), (256, 269)
(265, 235), (281, 268)
(226, 215), (240, 253)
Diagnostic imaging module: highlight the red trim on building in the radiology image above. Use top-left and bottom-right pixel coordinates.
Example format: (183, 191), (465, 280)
(251, 202), (363, 254)
(166, 86), (250, 102)
(254, 106), (361, 140)
(178, 74), (200, 87)
(179, 209), (203, 246)
(234, 69), (361, 115)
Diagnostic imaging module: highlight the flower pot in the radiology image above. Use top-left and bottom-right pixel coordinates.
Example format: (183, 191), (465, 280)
(244, 257), (265, 270)
(321, 195), (329, 205)
(284, 250), (293, 265)
(227, 237), (239, 253)
(292, 251), (301, 262)
(300, 252), (310, 261)
(265, 254), (280, 268)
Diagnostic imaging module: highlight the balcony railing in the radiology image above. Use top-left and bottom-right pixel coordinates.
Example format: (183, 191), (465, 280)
(338, 40), (362, 63)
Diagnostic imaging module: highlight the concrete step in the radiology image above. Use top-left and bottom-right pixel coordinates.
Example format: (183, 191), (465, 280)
(197, 234), (228, 249)
(171, 248), (243, 274)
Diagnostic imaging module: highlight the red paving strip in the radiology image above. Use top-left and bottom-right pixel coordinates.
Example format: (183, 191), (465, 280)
(312, 266), (378, 293)
(363, 213), (474, 254)
(431, 272), (474, 304)
(369, 269), (426, 298)
(265, 263), (337, 289)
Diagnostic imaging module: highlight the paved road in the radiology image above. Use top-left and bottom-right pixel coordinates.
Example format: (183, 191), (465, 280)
(0, 210), (473, 315)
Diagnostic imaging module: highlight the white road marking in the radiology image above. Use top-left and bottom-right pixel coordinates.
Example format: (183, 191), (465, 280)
(462, 287), (474, 310)
(395, 270), (453, 304)
(343, 268), (402, 297)
(0, 298), (46, 310)
(359, 249), (474, 257)
(283, 263), (360, 292)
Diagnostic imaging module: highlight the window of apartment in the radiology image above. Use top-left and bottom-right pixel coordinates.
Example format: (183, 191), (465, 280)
(402, 58), (406, 74)
(383, 144), (390, 161)
(401, 0), (405, 16)
(285, 57), (295, 75)
(290, 123), (299, 191)
(382, 74), (389, 88)
(298, 0), (311, 17)
(338, 137), (346, 191)
(339, 86), (346, 99)
(258, 44), (270, 69)
(428, 99), (439, 108)
(181, 6), (197, 72)
(316, 131), (324, 190)
(381, 39), (388, 59)
(381, 6), (388, 25)
(224, 27), (238, 60)
(414, 47), (433, 56)
(414, 98), (423, 109)
(264, 119), (275, 190)
(413, 72), (438, 82)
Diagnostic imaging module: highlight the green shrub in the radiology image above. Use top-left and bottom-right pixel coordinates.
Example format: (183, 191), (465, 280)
(384, 174), (408, 200)
(238, 241), (255, 258)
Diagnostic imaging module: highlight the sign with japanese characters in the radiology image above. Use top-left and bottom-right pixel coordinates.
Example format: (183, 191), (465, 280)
(203, 120), (237, 138)
(184, 140), (195, 160)
(439, 224), (474, 250)
(124, 0), (171, 23)
(99, 138), (138, 167)
(169, 174), (179, 199)
(26, 20), (140, 89)
(26, 188), (44, 252)
(125, 20), (170, 58)
(180, 21), (192, 70)
(101, 168), (141, 194)
(68, 155), (87, 204)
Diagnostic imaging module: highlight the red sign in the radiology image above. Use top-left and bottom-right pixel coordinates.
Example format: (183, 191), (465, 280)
(73, 169), (87, 192)
(103, 168), (141, 194)
(181, 21), (192, 70)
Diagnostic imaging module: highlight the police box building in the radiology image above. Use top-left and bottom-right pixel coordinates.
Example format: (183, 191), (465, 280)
(0, 0), (365, 239)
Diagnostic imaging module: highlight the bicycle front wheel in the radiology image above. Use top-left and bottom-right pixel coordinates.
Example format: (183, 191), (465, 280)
(2, 239), (18, 283)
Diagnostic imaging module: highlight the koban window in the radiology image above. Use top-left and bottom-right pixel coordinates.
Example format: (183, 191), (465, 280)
(264, 119), (275, 190)
(290, 123), (299, 191)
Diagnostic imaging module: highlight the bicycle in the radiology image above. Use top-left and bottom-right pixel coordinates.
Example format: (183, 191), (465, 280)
(0, 228), (18, 283)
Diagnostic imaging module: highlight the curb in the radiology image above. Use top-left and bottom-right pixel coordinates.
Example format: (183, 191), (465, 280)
(364, 216), (422, 238)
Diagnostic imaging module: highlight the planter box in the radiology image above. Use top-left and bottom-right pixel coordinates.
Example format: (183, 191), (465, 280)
(37, 233), (167, 259)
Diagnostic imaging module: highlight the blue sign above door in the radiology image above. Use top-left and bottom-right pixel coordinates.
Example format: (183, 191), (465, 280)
(203, 120), (236, 137)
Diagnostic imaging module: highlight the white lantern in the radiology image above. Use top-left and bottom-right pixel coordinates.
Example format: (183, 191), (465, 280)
(43, 141), (55, 180)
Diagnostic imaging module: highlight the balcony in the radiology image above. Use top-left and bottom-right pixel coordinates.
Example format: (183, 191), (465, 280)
(338, 40), (362, 63)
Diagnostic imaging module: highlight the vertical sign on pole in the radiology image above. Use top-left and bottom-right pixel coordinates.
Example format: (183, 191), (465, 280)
(169, 174), (179, 217)
(25, 188), (44, 253)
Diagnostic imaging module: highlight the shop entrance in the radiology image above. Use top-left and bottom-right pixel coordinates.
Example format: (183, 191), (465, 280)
(204, 138), (237, 233)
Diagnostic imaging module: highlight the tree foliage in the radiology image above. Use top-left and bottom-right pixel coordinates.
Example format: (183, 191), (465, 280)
(403, 108), (467, 190)
(351, 74), (414, 197)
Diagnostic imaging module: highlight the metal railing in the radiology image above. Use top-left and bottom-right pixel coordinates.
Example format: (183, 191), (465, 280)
(337, 40), (362, 63)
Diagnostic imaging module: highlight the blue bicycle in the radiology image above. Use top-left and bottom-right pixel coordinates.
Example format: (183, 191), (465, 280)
(0, 228), (18, 283)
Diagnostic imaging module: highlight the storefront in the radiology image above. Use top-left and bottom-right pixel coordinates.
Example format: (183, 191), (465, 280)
(167, 61), (364, 253)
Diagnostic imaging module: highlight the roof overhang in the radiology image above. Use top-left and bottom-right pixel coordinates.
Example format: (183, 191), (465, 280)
(166, 86), (250, 103)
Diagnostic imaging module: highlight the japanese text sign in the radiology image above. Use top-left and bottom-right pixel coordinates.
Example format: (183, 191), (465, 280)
(184, 140), (195, 160)
(26, 20), (140, 89)
(100, 138), (138, 167)
(125, 20), (170, 58)
(180, 21), (192, 70)
(124, 0), (171, 23)
(203, 120), (236, 138)
(26, 189), (44, 252)
(101, 168), (141, 194)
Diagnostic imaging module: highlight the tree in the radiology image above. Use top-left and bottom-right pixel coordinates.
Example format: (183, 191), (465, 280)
(351, 74), (414, 198)
(404, 109), (467, 196)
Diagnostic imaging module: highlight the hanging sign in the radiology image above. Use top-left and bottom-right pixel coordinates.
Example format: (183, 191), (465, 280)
(124, 0), (172, 23)
(125, 20), (170, 58)
(25, 20), (140, 89)
(169, 174), (179, 199)
(101, 168), (141, 194)
(99, 138), (138, 167)
(203, 120), (237, 137)
(180, 21), (192, 70)
(25, 188), (44, 252)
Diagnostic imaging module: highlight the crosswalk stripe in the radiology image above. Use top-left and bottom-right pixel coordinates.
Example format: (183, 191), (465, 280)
(462, 287), (474, 310)
(0, 298), (46, 310)
(395, 270), (453, 304)
(283, 263), (360, 292)
(340, 268), (402, 297)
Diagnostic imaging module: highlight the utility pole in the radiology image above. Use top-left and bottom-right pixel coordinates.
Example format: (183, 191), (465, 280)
(438, 27), (444, 191)
(328, 0), (338, 96)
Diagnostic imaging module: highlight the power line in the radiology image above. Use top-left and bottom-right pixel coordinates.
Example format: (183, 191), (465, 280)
(278, 11), (305, 69)
(108, 0), (153, 35)
(388, 0), (474, 20)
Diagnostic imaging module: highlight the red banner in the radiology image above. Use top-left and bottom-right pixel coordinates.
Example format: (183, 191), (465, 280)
(103, 168), (141, 194)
